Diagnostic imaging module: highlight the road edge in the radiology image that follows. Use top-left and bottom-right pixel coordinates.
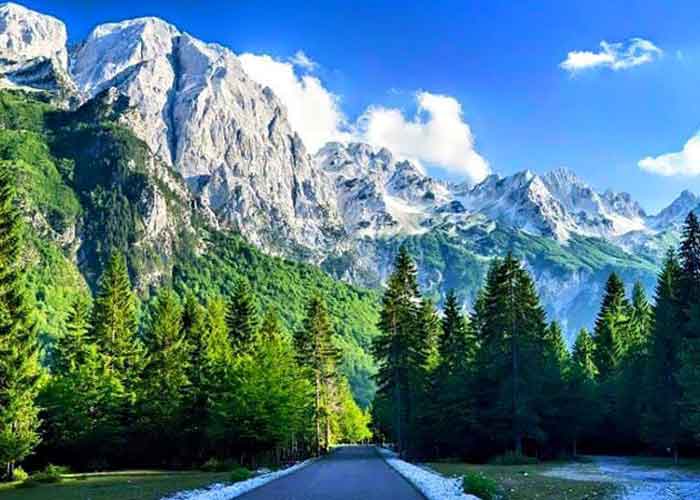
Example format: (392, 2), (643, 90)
(160, 457), (318, 500)
(375, 447), (479, 500)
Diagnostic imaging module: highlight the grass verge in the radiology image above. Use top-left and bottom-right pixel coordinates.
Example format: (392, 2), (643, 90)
(0, 470), (229, 500)
(428, 462), (617, 500)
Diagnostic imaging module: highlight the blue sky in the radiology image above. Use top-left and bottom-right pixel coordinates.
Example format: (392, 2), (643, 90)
(25, 0), (700, 212)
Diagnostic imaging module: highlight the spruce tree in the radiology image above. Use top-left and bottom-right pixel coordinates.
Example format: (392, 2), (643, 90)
(679, 211), (700, 311)
(53, 295), (92, 375)
(567, 328), (598, 456)
(0, 165), (41, 479)
(592, 272), (629, 380)
(616, 282), (652, 446)
(138, 288), (190, 459)
(473, 253), (547, 457)
(433, 290), (475, 457)
(226, 279), (260, 354)
(92, 252), (141, 384)
(181, 293), (211, 460)
(296, 294), (341, 455)
(372, 246), (423, 457)
(643, 250), (683, 462)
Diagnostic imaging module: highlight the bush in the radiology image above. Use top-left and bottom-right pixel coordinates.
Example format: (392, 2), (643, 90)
(11, 467), (28, 482)
(488, 451), (538, 466)
(463, 472), (500, 500)
(29, 464), (68, 483)
(230, 466), (252, 483)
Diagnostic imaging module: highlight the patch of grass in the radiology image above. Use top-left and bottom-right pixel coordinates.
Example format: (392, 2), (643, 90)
(463, 471), (501, 499)
(429, 462), (617, 500)
(229, 467), (252, 483)
(0, 470), (229, 500)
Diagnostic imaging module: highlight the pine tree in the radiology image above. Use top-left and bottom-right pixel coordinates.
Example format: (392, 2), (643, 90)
(180, 293), (212, 460)
(567, 328), (598, 456)
(628, 282), (652, 348)
(92, 252), (141, 384)
(472, 253), (547, 457)
(372, 246), (424, 457)
(643, 250), (683, 462)
(226, 279), (260, 354)
(53, 295), (92, 375)
(616, 282), (652, 446)
(679, 211), (700, 311)
(592, 273), (629, 380)
(295, 295), (341, 455)
(540, 321), (570, 454)
(433, 290), (476, 457)
(138, 288), (190, 459)
(0, 165), (41, 479)
(260, 309), (285, 342)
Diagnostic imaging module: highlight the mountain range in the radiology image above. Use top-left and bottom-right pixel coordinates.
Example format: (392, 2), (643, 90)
(1, 1), (697, 346)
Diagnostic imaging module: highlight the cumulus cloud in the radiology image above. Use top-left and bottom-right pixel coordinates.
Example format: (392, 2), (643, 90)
(639, 132), (700, 176)
(357, 92), (490, 183)
(239, 52), (489, 181)
(238, 52), (349, 152)
(560, 38), (662, 73)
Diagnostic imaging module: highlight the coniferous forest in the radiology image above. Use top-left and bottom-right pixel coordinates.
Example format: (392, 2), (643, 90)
(5, 131), (700, 480)
(0, 159), (371, 479)
(0, 84), (698, 499)
(372, 213), (700, 464)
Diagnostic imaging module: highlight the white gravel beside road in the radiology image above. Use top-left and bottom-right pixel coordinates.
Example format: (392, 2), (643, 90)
(543, 456), (700, 500)
(159, 459), (314, 500)
(377, 447), (479, 500)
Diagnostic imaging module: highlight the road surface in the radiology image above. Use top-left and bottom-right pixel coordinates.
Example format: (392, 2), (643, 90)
(237, 446), (425, 500)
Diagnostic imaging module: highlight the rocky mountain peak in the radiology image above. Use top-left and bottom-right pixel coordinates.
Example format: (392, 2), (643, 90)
(0, 2), (66, 66)
(0, 2), (72, 93)
(649, 189), (700, 229)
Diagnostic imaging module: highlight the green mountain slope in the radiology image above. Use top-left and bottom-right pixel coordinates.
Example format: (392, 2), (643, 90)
(0, 89), (380, 406)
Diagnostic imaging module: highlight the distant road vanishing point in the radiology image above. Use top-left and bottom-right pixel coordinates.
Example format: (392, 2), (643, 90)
(237, 446), (425, 500)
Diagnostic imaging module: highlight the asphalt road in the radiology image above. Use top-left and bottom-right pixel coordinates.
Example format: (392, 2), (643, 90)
(236, 446), (425, 500)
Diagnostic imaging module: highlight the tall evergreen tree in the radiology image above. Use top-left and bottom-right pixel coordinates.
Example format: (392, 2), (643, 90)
(53, 295), (92, 375)
(540, 321), (569, 453)
(226, 279), (260, 354)
(643, 250), (684, 462)
(616, 282), (652, 447)
(433, 290), (476, 456)
(92, 252), (141, 384)
(295, 295), (341, 455)
(473, 253), (547, 457)
(592, 272), (629, 380)
(372, 246), (425, 457)
(0, 166), (41, 479)
(566, 329), (598, 456)
(679, 211), (700, 312)
(138, 288), (190, 460)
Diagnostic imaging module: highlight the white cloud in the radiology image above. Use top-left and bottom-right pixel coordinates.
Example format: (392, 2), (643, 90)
(560, 38), (662, 73)
(239, 53), (489, 182)
(639, 132), (700, 176)
(289, 50), (317, 71)
(238, 52), (349, 152)
(357, 92), (490, 183)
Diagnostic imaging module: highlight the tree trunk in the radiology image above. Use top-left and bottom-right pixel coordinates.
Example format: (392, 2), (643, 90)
(315, 370), (321, 456)
(673, 444), (679, 465)
(573, 437), (578, 458)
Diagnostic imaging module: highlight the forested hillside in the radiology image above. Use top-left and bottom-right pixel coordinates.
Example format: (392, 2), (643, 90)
(0, 89), (380, 407)
(372, 213), (700, 464)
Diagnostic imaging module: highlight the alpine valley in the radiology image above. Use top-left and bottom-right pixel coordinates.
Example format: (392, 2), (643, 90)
(0, 2), (694, 404)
